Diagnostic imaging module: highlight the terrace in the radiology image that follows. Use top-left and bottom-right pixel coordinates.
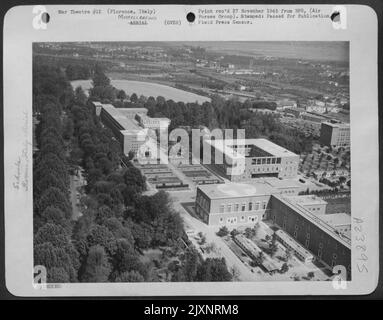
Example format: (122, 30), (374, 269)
(177, 164), (224, 185)
(135, 163), (189, 190)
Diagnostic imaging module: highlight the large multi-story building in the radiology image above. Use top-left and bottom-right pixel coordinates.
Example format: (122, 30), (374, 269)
(195, 182), (273, 226)
(194, 182), (351, 272)
(135, 113), (171, 132)
(287, 195), (328, 215)
(269, 195), (350, 272)
(91, 102), (170, 156)
(320, 120), (350, 148)
(203, 138), (299, 181)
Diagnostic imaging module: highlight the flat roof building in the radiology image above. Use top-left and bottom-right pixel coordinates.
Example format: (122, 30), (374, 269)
(194, 182), (350, 273)
(195, 182), (273, 226)
(135, 113), (171, 131)
(91, 102), (170, 157)
(203, 138), (299, 182)
(316, 213), (351, 237)
(320, 120), (350, 148)
(263, 177), (304, 196)
(287, 195), (328, 215)
(269, 195), (350, 273)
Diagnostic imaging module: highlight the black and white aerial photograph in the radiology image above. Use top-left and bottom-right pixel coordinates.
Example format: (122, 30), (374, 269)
(32, 41), (352, 284)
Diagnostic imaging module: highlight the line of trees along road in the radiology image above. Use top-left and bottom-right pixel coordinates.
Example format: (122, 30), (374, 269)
(33, 64), (79, 283)
(34, 61), (233, 282)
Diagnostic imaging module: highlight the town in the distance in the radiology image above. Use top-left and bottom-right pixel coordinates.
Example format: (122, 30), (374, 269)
(33, 42), (351, 283)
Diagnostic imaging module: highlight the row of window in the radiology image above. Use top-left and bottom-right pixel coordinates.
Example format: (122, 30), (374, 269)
(282, 189), (296, 195)
(197, 196), (209, 212)
(219, 215), (259, 224)
(251, 157), (282, 165)
(275, 215), (347, 254)
(219, 201), (267, 213)
(306, 207), (322, 212)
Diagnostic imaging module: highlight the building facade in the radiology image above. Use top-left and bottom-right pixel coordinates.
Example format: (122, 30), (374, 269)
(194, 182), (351, 274)
(203, 138), (299, 182)
(268, 195), (351, 273)
(195, 183), (273, 226)
(320, 120), (350, 148)
(91, 101), (170, 157)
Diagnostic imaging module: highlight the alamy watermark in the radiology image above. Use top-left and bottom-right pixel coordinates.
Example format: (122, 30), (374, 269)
(136, 127), (247, 175)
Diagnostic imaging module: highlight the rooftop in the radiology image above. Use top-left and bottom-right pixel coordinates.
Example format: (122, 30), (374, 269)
(198, 182), (273, 200)
(102, 104), (142, 131)
(323, 120), (350, 128)
(316, 213), (351, 227)
(275, 195), (350, 248)
(137, 114), (171, 123)
(263, 177), (303, 189)
(275, 229), (313, 258)
(119, 108), (148, 115)
(204, 138), (298, 160)
(288, 195), (327, 206)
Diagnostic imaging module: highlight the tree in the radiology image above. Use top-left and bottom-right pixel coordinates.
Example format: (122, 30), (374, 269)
(339, 176), (347, 184)
(196, 258), (232, 281)
(89, 85), (116, 102)
(127, 150), (135, 160)
(280, 263), (289, 274)
(216, 226), (229, 237)
(182, 247), (200, 281)
(62, 117), (74, 140)
(115, 270), (144, 282)
(244, 227), (255, 239)
(122, 166), (146, 194)
(48, 267), (70, 283)
(111, 239), (144, 278)
(92, 65), (110, 87)
(117, 90), (127, 101)
(74, 86), (87, 105)
(230, 229), (239, 238)
(269, 233), (278, 257)
(34, 242), (79, 282)
(130, 93), (138, 103)
(82, 245), (111, 282)
(86, 225), (117, 256)
(35, 223), (69, 248)
(41, 206), (70, 232)
(36, 187), (72, 219)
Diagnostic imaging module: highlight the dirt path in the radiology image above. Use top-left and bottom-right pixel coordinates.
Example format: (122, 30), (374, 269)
(69, 169), (85, 221)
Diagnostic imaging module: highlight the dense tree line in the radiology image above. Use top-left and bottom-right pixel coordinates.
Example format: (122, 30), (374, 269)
(33, 64), (80, 282)
(67, 83), (186, 281)
(171, 247), (232, 282)
(33, 61), (240, 283)
(88, 64), (117, 102)
(65, 64), (91, 81)
(134, 94), (314, 154)
(33, 62), (73, 113)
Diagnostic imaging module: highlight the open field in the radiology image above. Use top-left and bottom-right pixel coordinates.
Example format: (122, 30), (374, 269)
(325, 195), (351, 214)
(71, 79), (211, 104)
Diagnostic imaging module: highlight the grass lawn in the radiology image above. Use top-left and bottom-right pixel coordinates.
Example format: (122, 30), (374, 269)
(325, 196), (351, 214)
